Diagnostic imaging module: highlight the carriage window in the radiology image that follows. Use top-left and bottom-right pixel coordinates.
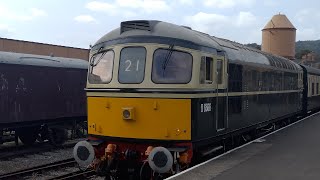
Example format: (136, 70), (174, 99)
(152, 49), (192, 84)
(312, 83), (315, 95)
(200, 56), (213, 84)
(119, 47), (146, 84)
(88, 50), (114, 84)
(217, 60), (223, 84)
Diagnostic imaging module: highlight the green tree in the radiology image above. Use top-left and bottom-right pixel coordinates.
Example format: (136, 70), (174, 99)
(295, 49), (312, 59)
(245, 43), (261, 50)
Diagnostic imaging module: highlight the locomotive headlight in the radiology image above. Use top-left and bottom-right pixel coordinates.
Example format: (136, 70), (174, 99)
(123, 110), (130, 118)
(122, 107), (135, 120)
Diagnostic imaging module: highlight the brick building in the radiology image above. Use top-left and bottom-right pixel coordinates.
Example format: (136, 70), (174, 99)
(0, 38), (89, 61)
(302, 52), (316, 62)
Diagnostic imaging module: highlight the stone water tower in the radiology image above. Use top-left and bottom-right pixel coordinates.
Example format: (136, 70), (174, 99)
(261, 14), (296, 60)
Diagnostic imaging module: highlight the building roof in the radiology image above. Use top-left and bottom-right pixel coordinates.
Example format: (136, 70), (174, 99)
(0, 37), (88, 50)
(262, 14), (296, 30)
(0, 51), (88, 69)
(0, 37), (89, 61)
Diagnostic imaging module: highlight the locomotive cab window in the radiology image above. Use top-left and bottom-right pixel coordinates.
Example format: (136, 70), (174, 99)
(119, 47), (146, 84)
(200, 56), (213, 84)
(88, 50), (114, 84)
(152, 48), (192, 84)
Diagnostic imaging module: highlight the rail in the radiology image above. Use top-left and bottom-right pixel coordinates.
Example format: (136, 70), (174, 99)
(0, 158), (76, 179)
(0, 140), (80, 160)
(47, 169), (96, 180)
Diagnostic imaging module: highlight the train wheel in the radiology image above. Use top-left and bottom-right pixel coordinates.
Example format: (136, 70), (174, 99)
(17, 127), (38, 146)
(48, 127), (67, 146)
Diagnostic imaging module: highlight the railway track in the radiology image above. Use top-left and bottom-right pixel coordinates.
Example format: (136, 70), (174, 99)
(0, 139), (82, 160)
(1, 114), (315, 180)
(0, 141), (49, 158)
(0, 158), (77, 179)
(47, 169), (96, 180)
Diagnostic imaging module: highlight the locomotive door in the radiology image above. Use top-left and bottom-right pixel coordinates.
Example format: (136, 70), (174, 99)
(216, 56), (228, 131)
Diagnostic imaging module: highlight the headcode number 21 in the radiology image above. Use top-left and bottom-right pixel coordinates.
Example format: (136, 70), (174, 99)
(125, 60), (140, 72)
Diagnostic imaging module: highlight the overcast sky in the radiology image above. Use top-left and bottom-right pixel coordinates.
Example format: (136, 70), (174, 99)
(0, 0), (319, 49)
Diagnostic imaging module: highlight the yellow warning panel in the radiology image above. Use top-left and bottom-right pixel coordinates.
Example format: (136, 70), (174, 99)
(87, 97), (191, 140)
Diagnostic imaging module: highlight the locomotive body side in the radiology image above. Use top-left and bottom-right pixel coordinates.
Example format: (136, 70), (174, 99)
(191, 39), (303, 148)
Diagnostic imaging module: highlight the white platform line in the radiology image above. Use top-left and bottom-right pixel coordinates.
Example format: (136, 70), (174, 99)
(166, 111), (320, 180)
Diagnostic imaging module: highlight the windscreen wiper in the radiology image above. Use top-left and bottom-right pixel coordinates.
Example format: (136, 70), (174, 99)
(90, 46), (104, 67)
(162, 44), (174, 71)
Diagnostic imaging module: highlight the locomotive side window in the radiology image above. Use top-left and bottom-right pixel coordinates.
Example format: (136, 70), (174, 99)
(152, 49), (192, 84)
(88, 50), (114, 84)
(228, 63), (242, 92)
(200, 56), (213, 84)
(217, 60), (223, 84)
(119, 47), (146, 84)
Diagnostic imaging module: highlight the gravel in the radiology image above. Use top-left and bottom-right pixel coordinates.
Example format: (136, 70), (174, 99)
(0, 138), (105, 179)
(0, 147), (74, 175)
(25, 166), (79, 180)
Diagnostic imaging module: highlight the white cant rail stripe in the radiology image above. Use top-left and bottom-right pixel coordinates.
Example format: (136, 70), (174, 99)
(166, 111), (320, 180)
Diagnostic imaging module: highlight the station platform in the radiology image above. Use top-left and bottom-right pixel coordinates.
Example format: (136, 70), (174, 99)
(169, 112), (320, 180)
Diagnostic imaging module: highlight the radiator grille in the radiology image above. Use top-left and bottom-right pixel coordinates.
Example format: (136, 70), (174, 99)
(120, 20), (151, 33)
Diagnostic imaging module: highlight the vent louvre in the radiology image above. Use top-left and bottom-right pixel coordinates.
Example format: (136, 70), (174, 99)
(121, 21), (151, 33)
(265, 54), (297, 70)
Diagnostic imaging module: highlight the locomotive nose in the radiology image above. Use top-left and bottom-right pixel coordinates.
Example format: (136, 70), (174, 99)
(73, 141), (95, 168)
